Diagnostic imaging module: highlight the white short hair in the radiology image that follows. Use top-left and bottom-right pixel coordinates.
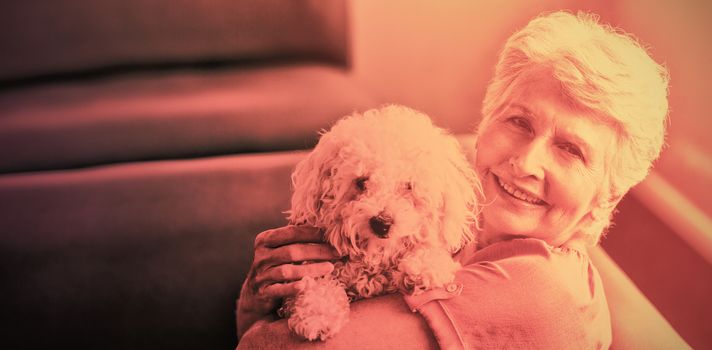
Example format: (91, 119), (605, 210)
(478, 11), (670, 243)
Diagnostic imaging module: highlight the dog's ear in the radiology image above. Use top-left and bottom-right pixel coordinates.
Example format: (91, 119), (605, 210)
(439, 140), (483, 253)
(288, 138), (339, 226)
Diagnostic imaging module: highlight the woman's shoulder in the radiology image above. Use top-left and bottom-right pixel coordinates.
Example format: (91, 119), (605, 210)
(460, 237), (586, 263)
(404, 238), (611, 349)
(456, 238), (589, 282)
(458, 237), (595, 300)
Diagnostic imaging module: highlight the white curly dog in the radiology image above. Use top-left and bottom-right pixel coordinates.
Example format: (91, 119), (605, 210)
(280, 104), (481, 341)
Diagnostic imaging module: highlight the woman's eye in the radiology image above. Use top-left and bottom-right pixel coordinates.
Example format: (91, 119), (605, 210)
(559, 143), (584, 160)
(355, 177), (368, 191)
(507, 116), (533, 133)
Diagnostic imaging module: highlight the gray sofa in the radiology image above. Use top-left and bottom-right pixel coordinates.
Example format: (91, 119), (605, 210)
(0, 1), (689, 349)
(0, 1), (372, 348)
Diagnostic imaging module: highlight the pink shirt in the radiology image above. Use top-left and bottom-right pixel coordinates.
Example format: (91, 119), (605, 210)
(403, 238), (611, 350)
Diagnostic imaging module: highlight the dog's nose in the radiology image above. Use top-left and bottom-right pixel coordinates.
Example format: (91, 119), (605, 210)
(369, 214), (393, 238)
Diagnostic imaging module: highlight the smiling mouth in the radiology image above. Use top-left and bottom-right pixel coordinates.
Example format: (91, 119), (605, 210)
(494, 175), (547, 206)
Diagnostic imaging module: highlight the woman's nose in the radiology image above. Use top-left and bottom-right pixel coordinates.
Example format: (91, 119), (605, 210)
(510, 139), (547, 179)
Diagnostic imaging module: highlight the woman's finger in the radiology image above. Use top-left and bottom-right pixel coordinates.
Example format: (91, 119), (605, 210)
(260, 280), (307, 299)
(254, 225), (323, 249)
(253, 243), (339, 269)
(254, 261), (334, 286)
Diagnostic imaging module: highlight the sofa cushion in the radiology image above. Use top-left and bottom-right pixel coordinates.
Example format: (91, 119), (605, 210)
(0, 150), (304, 349)
(0, 64), (374, 173)
(0, 0), (348, 82)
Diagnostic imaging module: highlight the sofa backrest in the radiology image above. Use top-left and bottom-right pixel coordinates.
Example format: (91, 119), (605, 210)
(0, 0), (348, 84)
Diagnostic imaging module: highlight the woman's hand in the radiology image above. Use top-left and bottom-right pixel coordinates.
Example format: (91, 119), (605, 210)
(237, 225), (339, 338)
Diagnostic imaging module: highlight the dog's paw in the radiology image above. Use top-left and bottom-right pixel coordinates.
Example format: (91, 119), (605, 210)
(288, 276), (350, 341)
(398, 249), (461, 295)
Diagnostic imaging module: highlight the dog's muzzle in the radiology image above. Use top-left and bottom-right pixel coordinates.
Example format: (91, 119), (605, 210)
(369, 213), (393, 238)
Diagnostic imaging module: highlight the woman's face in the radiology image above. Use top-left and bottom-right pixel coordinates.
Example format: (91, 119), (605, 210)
(475, 78), (618, 247)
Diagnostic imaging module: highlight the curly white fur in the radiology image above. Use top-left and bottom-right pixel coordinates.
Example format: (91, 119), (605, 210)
(281, 104), (481, 341)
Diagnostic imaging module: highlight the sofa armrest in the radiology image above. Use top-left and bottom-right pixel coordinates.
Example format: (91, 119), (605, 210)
(588, 246), (691, 350)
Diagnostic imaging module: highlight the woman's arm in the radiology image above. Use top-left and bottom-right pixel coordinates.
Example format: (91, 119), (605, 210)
(237, 293), (439, 350)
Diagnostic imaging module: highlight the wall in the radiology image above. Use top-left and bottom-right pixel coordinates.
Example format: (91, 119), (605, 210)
(350, 0), (615, 133)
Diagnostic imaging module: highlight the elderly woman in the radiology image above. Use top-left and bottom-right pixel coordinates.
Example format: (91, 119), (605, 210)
(237, 10), (670, 349)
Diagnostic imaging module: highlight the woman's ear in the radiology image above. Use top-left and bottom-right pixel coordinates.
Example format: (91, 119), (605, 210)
(583, 190), (625, 245)
(594, 188), (625, 222)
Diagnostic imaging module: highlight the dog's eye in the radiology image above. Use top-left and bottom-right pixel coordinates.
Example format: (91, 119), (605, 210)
(405, 182), (413, 191)
(354, 177), (368, 191)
